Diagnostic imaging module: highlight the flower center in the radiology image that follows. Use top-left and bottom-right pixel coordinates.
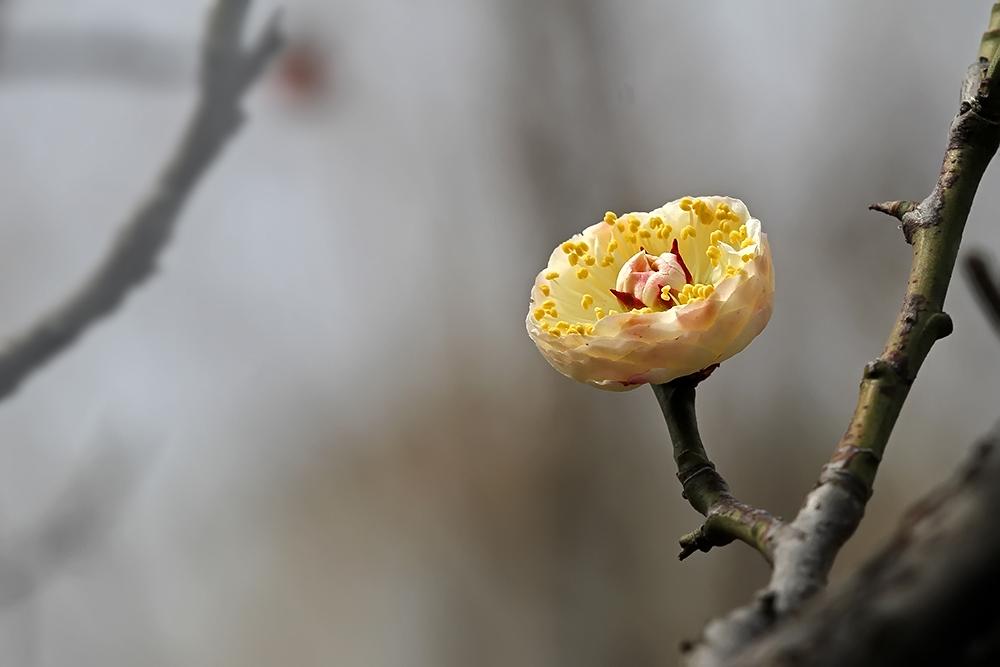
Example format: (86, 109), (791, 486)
(612, 240), (691, 311)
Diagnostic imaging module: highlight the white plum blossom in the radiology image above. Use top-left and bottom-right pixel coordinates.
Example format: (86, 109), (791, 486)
(526, 196), (774, 391)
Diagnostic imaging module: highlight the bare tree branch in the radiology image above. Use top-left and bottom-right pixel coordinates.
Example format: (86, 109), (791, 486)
(0, 0), (283, 403)
(683, 6), (1000, 664)
(730, 428), (1000, 667)
(0, 438), (150, 606)
(652, 373), (784, 564)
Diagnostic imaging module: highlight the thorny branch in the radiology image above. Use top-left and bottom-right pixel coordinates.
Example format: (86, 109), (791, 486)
(0, 0), (282, 403)
(668, 4), (1000, 665)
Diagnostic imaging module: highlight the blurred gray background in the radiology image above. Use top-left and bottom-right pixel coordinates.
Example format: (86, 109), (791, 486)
(0, 1), (997, 665)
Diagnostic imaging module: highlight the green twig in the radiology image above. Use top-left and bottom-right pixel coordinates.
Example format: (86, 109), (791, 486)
(652, 379), (783, 564)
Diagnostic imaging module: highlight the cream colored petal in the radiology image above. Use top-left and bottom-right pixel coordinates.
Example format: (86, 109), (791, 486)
(526, 197), (774, 390)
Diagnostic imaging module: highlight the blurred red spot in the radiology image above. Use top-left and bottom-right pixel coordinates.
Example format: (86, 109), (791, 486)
(277, 42), (328, 101)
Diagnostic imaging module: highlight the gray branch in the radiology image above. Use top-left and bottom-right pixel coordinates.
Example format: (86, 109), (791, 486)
(0, 0), (283, 403)
(729, 427), (1000, 667)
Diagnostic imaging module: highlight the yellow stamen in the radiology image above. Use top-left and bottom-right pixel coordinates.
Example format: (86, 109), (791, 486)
(533, 308), (545, 321)
(725, 266), (743, 277)
(539, 284), (550, 296)
(581, 294), (594, 310)
(561, 242), (575, 254)
(706, 245), (721, 266)
(576, 268), (589, 279)
(545, 271), (559, 280)
(568, 253), (579, 266)
(583, 254), (596, 266)
(679, 197), (694, 211)
(649, 216), (663, 229)
(695, 201), (715, 225)
(604, 211), (617, 225)
(681, 225), (697, 240)
(710, 230), (724, 245)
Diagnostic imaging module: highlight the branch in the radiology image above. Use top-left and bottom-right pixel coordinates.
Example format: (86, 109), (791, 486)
(0, 0), (283, 403)
(0, 439), (149, 605)
(684, 8), (1000, 664)
(652, 375), (784, 564)
(964, 251), (1000, 339)
(731, 428), (1000, 667)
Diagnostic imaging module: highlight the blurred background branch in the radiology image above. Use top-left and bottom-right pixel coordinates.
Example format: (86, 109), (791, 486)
(964, 251), (1000, 338)
(0, 0), (282, 403)
(0, 28), (187, 87)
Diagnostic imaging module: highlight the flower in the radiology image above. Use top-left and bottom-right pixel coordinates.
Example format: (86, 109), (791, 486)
(526, 196), (773, 391)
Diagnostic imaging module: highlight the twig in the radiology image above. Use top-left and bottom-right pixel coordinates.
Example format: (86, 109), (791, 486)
(731, 429), (1000, 667)
(652, 377), (784, 564)
(0, 29), (188, 86)
(0, 0), (283, 403)
(684, 7), (1000, 665)
(964, 251), (1000, 339)
(0, 438), (149, 605)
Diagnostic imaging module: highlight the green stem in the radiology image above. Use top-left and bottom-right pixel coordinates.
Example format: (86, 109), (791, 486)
(652, 380), (782, 563)
(830, 86), (1000, 503)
